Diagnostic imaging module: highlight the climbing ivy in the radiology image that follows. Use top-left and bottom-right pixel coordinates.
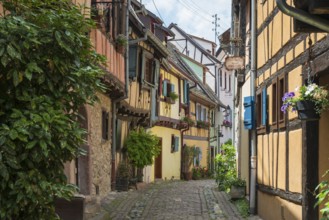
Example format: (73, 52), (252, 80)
(125, 128), (161, 169)
(0, 0), (105, 219)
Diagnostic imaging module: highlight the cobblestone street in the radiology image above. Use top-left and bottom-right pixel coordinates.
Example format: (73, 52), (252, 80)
(90, 180), (261, 220)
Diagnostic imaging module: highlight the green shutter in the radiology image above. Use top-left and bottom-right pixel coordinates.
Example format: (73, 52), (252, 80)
(174, 136), (179, 152)
(163, 80), (167, 97)
(153, 59), (160, 86)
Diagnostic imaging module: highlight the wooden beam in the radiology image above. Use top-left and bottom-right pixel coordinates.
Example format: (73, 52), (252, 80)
(258, 184), (302, 205)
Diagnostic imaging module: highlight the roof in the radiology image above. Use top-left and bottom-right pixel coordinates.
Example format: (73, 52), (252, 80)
(168, 23), (221, 65)
(167, 43), (226, 108)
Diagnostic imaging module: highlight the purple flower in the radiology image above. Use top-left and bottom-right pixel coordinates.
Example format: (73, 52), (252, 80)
(281, 104), (288, 113)
(282, 92), (295, 102)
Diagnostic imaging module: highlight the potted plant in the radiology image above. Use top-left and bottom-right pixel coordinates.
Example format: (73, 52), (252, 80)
(165, 92), (178, 104)
(181, 116), (195, 127)
(115, 34), (128, 54)
(192, 167), (202, 180)
(116, 162), (130, 191)
(222, 119), (232, 127)
(229, 178), (246, 199)
(281, 83), (329, 121)
(196, 120), (210, 129)
(182, 145), (195, 180)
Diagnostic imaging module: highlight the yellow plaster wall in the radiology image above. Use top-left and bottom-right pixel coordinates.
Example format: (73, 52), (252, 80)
(272, 13), (282, 57)
(288, 129), (302, 193)
(258, 191), (302, 220)
(159, 68), (180, 120)
(183, 139), (208, 168)
(294, 40), (305, 59)
(288, 66), (302, 120)
(149, 126), (181, 181)
(277, 131), (286, 190)
(319, 74), (329, 216)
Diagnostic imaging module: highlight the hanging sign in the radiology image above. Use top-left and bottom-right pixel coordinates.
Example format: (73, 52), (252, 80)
(225, 56), (245, 70)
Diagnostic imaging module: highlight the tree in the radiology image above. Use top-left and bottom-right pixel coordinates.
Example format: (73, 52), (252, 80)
(125, 128), (161, 169)
(0, 0), (105, 219)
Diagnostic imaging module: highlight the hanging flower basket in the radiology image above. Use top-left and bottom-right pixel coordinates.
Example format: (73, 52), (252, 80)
(296, 100), (320, 121)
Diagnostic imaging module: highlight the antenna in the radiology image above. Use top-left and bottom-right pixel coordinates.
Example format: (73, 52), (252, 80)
(212, 14), (220, 44)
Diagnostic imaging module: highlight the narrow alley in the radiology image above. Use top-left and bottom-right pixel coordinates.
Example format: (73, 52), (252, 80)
(89, 180), (261, 220)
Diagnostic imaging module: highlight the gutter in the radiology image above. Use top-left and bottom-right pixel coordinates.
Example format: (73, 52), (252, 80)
(276, 0), (329, 33)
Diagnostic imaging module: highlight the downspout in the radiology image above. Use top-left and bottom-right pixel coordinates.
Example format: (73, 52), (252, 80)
(250, 0), (257, 214)
(111, 0), (130, 190)
(181, 125), (189, 178)
(276, 0), (329, 33)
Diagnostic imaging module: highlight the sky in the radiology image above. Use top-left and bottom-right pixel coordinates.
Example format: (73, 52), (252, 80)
(141, 0), (232, 47)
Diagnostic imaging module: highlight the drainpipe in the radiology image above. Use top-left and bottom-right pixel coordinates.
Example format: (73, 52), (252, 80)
(111, 0), (130, 190)
(181, 125), (190, 178)
(276, 0), (329, 33)
(250, 0), (257, 215)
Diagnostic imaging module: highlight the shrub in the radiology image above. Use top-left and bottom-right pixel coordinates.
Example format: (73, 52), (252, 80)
(215, 139), (237, 191)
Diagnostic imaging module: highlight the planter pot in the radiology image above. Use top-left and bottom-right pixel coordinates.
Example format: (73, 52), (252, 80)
(116, 177), (129, 191)
(230, 186), (245, 199)
(183, 171), (192, 181)
(296, 100), (320, 121)
(164, 97), (175, 104)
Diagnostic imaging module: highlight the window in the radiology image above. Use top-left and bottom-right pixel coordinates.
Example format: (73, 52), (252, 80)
(183, 80), (190, 104)
(144, 57), (153, 83)
(129, 45), (138, 79)
(162, 80), (175, 97)
(272, 82), (277, 124)
(228, 74), (231, 92)
(224, 72), (227, 89)
(219, 70), (222, 88)
(278, 77), (285, 123)
(196, 104), (202, 121)
(171, 135), (179, 152)
(256, 87), (267, 132)
(102, 110), (109, 140)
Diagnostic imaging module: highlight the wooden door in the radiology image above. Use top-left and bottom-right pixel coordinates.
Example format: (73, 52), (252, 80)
(154, 139), (162, 179)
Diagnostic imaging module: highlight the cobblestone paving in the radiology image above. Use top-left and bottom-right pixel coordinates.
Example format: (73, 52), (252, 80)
(90, 179), (262, 220)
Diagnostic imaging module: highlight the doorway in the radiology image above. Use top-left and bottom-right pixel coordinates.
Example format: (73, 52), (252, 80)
(154, 139), (162, 179)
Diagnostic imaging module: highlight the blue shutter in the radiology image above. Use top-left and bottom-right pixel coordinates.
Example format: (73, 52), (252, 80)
(129, 46), (137, 79)
(243, 96), (254, 129)
(262, 88), (267, 126)
(163, 80), (167, 97)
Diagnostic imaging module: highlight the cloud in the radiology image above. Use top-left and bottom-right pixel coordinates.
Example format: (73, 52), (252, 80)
(143, 0), (232, 44)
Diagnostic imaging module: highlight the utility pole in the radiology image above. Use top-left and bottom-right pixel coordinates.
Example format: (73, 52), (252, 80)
(212, 14), (220, 44)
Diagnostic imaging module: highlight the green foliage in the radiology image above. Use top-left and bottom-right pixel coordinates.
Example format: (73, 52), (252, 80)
(229, 178), (246, 187)
(315, 170), (329, 220)
(232, 198), (250, 218)
(169, 92), (178, 101)
(0, 0), (105, 219)
(125, 128), (161, 169)
(115, 34), (128, 46)
(116, 162), (130, 179)
(181, 116), (195, 126)
(215, 139), (237, 191)
(182, 145), (196, 172)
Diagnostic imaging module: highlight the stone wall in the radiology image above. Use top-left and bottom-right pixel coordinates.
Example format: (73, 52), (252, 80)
(87, 92), (112, 197)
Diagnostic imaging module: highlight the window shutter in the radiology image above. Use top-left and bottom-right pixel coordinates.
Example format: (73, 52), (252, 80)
(186, 82), (190, 104)
(163, 80), (167, 97)
(174, 136), (179, 152)
(171, 135), (175, 152)
(129, 46), (138, 79)
(153, 59), (160, 86)
(262, 87), (267, 126)
(139, 50), (145, 83)
(116, 119), (122, 150)
(159, 74), (163, 96)
(183, 80), (187, 103)
(243, 96), (254, 129)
